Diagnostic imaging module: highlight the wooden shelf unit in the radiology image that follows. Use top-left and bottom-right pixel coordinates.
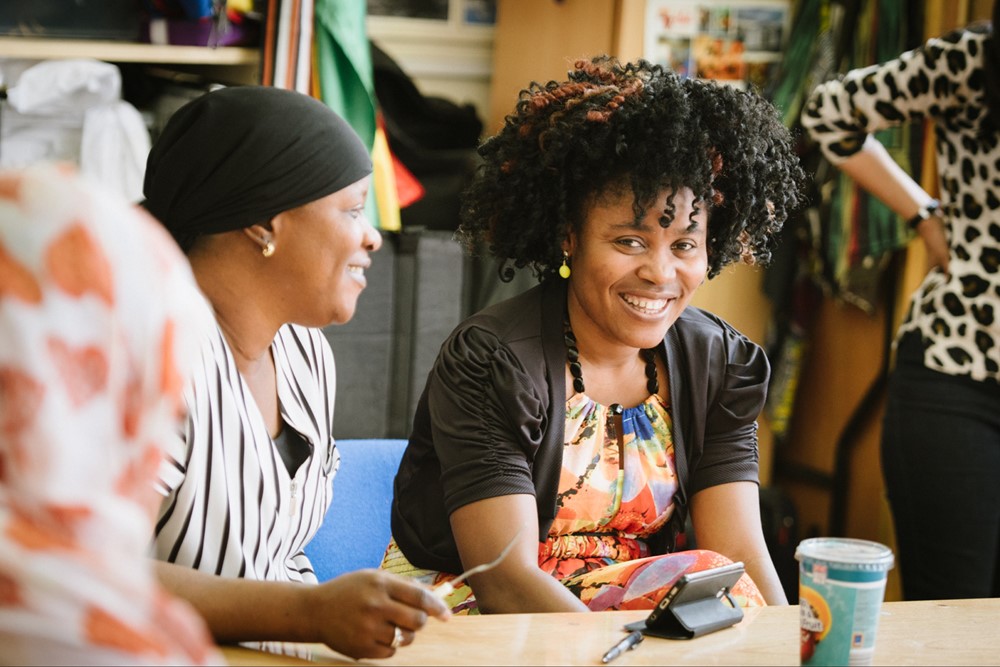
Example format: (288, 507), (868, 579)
(0, 37), (260, 84)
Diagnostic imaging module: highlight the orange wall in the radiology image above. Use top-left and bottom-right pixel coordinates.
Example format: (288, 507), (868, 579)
(488, 0), (618, 134)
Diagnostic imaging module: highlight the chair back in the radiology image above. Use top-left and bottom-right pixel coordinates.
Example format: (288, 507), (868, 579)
(304, 438), (407, 581)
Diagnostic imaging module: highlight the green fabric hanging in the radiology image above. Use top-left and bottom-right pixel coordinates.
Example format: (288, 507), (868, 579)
(769, 0), (912, 308)
(768, 0), (825, 127)
(314, 0), (380, 226)
(314, 0), (376, 150)
(829, 0), (910, 310)
(762, 0), (914, 435)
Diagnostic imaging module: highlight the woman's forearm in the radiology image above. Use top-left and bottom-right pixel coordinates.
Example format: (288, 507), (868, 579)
(154, 560), (311, 644)
(469, 566), (590, 614)
(450, 494), (588, 613)
(742, 553), (789, 606)
(835, 136), (936, 218)
(155, 560), (451, 659)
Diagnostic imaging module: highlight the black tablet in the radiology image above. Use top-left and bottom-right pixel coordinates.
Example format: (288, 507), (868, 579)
(624, 561), (746, 639)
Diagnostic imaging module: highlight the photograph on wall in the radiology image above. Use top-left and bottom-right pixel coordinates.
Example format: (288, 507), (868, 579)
(644, 0), (789, 89)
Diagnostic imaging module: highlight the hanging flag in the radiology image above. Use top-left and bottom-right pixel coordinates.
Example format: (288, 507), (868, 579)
(313, 0), (376, 148)
(314, 0), (390, 227)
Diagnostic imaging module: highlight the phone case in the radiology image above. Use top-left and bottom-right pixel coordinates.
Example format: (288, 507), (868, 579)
(624, 562), (745, 640)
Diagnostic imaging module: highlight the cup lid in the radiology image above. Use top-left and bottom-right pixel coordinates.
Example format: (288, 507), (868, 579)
(795, 537), (895, 571)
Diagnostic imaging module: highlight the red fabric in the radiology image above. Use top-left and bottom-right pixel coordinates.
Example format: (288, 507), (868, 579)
(392, 154), (424, 208)
(378, 115), (424, 208)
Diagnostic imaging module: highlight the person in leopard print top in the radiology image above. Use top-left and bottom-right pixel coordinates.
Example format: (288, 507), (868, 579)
(802, 3), (1000, 601)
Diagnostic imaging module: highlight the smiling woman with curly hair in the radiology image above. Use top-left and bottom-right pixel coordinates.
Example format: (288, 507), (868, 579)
(384, 56), (806, 614)
(462, 56), (800, 281)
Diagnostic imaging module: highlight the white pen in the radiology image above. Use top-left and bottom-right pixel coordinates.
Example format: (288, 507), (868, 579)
(601, 630), (644, 664)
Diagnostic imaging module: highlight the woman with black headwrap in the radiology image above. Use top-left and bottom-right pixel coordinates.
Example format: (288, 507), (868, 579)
(142, 86), (449, 659)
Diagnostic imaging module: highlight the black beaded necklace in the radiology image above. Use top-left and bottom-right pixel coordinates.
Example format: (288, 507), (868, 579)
(563, 317), (659, 396)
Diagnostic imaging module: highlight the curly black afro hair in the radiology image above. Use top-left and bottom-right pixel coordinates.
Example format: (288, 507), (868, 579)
(457, 56), (806, 280)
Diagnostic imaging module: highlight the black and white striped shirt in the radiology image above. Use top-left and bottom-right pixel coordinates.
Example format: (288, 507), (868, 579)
(154, 306), (340, 585)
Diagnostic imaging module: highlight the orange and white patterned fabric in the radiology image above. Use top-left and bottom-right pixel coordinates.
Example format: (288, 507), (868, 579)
(0, 164), (222, 665)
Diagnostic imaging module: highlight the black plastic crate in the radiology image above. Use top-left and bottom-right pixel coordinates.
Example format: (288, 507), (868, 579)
(0, 0), (143, 41)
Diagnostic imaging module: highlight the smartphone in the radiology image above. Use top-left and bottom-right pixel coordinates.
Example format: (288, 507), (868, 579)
(624, 561), (746, 639)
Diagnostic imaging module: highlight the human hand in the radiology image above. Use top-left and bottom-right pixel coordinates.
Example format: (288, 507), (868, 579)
(918, 215), (949, 275)
(303, 569), (450, 659)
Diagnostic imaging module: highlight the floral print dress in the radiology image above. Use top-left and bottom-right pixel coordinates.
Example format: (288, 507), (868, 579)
(382, 389), (764, 614)
(542, 392), (762, 610)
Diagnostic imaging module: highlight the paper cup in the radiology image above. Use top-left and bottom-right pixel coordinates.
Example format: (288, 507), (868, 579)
(795, 538), (894, 666)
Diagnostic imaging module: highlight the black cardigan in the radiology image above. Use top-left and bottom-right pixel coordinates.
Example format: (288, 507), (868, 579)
(391, 280), (768, 574)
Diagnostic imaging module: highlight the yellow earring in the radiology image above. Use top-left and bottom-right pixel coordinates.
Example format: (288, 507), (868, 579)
(262, 241), (275, 258)
(559, 251), (571, 279)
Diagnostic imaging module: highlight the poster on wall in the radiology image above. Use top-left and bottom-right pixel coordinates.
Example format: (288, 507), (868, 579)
(644, 0), (790, 90)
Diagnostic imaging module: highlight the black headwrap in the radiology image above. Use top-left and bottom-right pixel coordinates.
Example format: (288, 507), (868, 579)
(143, 86), (373, 251)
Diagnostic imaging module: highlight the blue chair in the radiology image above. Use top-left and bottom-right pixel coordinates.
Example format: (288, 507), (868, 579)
(304, 438), (408, 582)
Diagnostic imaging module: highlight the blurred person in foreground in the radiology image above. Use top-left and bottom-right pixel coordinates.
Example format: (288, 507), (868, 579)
(384, 57), (806, 613)
(0, 163), (221, 665)
(142, 86), (448, 659)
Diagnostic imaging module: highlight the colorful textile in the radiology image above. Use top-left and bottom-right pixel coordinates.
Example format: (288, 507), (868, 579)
(372, 118), (403, 231)
(313, 0), (407, 230)
(0, 164), (220, 664)
(261, 0), (314, 93)
(769, 0), (914, 311)
(383, 392), (764, 614)
(313, 0), (375, 150)
(546, 394), (763, 611)
(550, 395), (677, 540)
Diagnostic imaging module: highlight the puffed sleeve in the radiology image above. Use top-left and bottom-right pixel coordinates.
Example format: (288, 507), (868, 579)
(687, 323), (768, 496)
(427, 325), (546, 515)
(801, 29), (975, 163)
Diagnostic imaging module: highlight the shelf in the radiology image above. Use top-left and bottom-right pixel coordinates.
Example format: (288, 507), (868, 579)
(0, 37), (258, 66)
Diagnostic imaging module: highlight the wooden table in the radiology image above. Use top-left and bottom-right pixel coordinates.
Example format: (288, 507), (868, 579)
(221, 598), (1000, 666)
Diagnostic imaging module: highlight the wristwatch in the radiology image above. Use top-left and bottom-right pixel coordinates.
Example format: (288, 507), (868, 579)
(907, 199), (940, 230)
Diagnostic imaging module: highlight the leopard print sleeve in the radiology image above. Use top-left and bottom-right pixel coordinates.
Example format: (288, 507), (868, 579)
(802, 28), (986, 163)
(804, 26), (1000, 383)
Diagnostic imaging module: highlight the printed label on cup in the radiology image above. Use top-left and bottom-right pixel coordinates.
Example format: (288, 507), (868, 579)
(796, 538), (894, 667)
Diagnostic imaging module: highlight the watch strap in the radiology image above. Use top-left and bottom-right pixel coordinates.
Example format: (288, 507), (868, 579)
(907, 199), (940, 230)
